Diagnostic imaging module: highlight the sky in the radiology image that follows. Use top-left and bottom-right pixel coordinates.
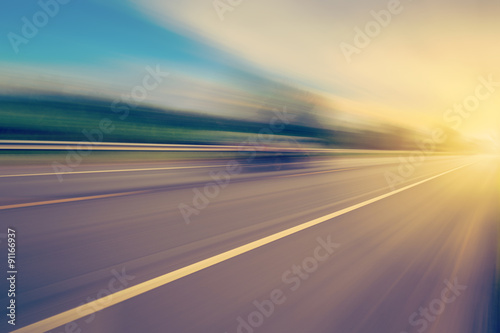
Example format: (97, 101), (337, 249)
(0, 0), (499, 141)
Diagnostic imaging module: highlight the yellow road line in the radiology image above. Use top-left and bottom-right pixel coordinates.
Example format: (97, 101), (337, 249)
(0, 191), (150, 211)
(0, 166), (351, 210)
(11, 162), (475, 333)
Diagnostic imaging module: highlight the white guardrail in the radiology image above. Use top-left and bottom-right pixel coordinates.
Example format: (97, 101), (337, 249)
(0, 140), (424, 155)
(0, 140), (338, 153)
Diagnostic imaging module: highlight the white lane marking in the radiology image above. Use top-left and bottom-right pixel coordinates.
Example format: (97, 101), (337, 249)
(0, 165), (228, 178)
(0, 158), (337, 178)
(11, 162), (474, 333)
(0, 190), (150, 211)
(0, 166), (354, 210)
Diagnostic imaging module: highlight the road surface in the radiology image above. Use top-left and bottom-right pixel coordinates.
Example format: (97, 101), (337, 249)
(0, 154), (498, 333)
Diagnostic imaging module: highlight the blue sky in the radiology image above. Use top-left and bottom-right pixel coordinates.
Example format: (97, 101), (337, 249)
(0, 0), (498, 139)
(0, 0), (255, 84)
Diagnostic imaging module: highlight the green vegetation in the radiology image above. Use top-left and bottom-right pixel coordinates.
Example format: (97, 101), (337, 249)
(0, 95), (327, 145)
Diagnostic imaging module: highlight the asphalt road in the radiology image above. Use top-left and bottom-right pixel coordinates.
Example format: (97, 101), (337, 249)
(0, 154), (498, 333)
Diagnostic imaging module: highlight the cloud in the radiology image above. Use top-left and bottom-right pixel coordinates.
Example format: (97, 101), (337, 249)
(131, 0), (500, 136)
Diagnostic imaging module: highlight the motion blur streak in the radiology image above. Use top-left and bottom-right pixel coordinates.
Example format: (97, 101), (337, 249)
(9, 161), (475, 333)
(1, 0), (499, 332)
(0, 154), (497, 333)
